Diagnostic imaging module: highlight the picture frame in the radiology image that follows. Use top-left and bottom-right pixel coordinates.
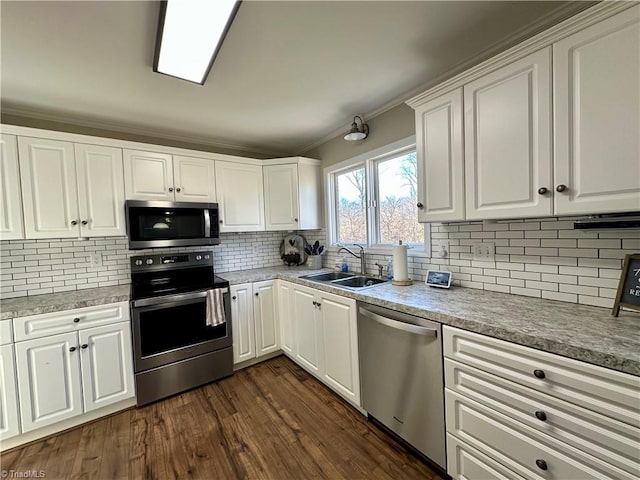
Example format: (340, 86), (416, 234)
(612, 254), (640, 317)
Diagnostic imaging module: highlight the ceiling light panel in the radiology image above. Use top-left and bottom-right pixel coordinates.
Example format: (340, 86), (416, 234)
(155, 0), (239, 84)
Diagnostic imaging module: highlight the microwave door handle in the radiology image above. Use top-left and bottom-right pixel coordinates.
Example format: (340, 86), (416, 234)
(204, 209), (211, 237)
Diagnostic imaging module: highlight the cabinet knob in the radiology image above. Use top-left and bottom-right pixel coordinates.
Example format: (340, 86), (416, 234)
(69, 346), (77, 352)
(537, 187), (548, 195)
(255, 292), (259, 296)
(73, 317), (81, 323)
(294, 218), (298, 222)
(71, 220), (78, 226)
(81, 344), (89, 349)
(232, 296), (236, 300)
(220, 219), (224, 224)
(535, 459), (548, 471)
(176, 187), (181, 192)
(168, 187), (174, 192)
(534, 410), (547, 421)
(556, 184), (567, 193)
(533, 369), (546, 379)
(416, 202), (424, 209)
(81, 220), (88, 225)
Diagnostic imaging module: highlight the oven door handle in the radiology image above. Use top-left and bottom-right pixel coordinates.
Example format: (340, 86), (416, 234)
(132, 288), (229, 308)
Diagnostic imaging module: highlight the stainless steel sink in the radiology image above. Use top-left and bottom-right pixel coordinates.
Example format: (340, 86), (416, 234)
(299, 272), (389, 290)
(300, 271), (354, 282)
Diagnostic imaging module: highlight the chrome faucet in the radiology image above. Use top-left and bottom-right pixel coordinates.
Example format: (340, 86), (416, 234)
(337, 244), (366, 275)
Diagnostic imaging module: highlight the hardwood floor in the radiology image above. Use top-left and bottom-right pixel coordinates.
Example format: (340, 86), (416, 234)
(1, 356), (444, 480)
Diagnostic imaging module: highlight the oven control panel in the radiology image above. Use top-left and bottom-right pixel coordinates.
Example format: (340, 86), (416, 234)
(130, 251), (213, 271)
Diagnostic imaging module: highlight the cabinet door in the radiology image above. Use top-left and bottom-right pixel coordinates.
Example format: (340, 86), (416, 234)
(15, 332), (83, 433)
(464, 48), (553, 220)
(263, 164), (299, 230)
(292, 285), (321, 376)
(230, 283), (255, 364)
(0, 344), (20, 440)
(123, 149), (174, 200)
(277, 281), (295, 356)
(79, 322), (134, 412)
(415, 89), (465, 222)
(318, 292), (360, 406)
(554, 6), (640, 215)
(173, 155), (216, 202)
(215, 161), (265, 232)
(253, 281), (280, 357)
(18, 137), (80, 238)
(447, 434), (526, 480)
(0, 134), (24, 240)
(75, 144), (126, 237)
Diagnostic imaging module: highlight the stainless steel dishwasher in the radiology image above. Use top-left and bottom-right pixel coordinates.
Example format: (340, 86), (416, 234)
(358, 303), (446, 470)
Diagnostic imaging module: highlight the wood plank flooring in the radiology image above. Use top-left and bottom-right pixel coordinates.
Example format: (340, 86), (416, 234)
(1, 356), (444, 480)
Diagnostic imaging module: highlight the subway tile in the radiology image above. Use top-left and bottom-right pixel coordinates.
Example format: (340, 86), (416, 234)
(510, 286), (541, 298)
(509, 239), (540, 247)
(540, 239), (576, 248)
(542, 291), (577, 303)
(579, 276), (619, 289)
(524, 230), (557, 239)
(560, 284), (599, 296)
(497, 277), (525, 287)
(471, 275), (497, 284)
(578, 258), (622, 269)
(599, 249), (631, 260)
(526, 280), (558, 292)
(525, 264), (557, 274)
(558, 230), (598, 239)
(578, 295), (612, 308)
(496, 231), (524, 239)
(577, 239), (622, 249)
(558, 266), (598, 277)
(496, 262), (525, 271)
(598, 288), (618, 299)
(496, 247), (524, 255)
(598, 268), (623, 279)
(482, 269), (510, 278)
(484, 284), (510, 293)
(541, 273), (577, 285)
(558, 248), (598, 258)
(525, 247), (558, 256)
(509, 222), (540, 231)
(540, 256), (577, 266)
(511, 271), (541, 281)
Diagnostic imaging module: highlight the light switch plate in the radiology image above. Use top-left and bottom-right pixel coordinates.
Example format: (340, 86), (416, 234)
(472, 242), (495, 260)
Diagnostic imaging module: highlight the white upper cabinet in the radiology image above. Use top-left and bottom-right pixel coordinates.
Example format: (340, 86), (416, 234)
(553, 6), (640, 215)
(123, 149), (174, 201)
(75, 144), (126, 237)
(173, 155), (216, 202)
(415, 89), (465, 222)
(18, 137), (125, 239)
(0, 134), (24, 240)
(263, 158), (322, 231)
(464, 47), (553, 220)
(215, 160), (265, 232)
(18, 137), (80, 238)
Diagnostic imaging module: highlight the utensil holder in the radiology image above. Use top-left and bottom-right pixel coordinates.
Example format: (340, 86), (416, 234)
(308, 255), (323, 269)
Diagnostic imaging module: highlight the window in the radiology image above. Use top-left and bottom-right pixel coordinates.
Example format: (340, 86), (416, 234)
(327, 137), (429, 253)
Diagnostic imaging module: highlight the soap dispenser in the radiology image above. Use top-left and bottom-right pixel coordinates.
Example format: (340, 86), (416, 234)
(341, 256), (349, 273)
(386, 256), (393, 280)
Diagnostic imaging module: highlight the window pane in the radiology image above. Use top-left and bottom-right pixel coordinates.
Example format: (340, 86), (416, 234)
(336, 167), (367, 244)
(377, 152), (424, 244)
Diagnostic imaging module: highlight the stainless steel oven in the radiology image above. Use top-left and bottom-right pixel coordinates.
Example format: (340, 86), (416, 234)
(130, 252), (232, 406)
(126, 200), (220, 249)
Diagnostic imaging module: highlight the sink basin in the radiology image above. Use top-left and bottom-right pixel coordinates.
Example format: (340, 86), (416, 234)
(300, 271), (389, 290)
(332, 276), (388, 288)
(300, 271), (354, 282)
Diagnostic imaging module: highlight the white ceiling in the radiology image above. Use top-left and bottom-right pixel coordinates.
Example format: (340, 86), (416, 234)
(1, 1), (588, 157)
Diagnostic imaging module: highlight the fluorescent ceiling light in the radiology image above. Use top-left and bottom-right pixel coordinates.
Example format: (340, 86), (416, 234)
(154, 0), (240, 84)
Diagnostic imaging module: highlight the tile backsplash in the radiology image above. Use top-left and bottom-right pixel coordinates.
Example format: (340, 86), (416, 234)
(323, 217), (638, 309)
(1, 218), (636, 309)
(0, 230), (325, 299)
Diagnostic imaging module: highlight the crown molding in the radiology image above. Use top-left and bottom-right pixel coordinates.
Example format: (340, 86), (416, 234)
(1, 105), (288, 158)
(406, 1), (633, 108)
(297, 1), (597, 155)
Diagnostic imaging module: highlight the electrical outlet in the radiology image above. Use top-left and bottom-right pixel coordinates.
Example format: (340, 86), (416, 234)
(472, 242), (495, 260)
(89, 252), (103, 267)
(437, 240), (449, 258)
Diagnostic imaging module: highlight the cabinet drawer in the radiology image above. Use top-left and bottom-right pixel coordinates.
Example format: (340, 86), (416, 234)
(443, 326), (640, 427)
(447, 433), (526, 480)
(13, 302), (130, 342)
(446, 359), (640, 476)
(0, 321), (13, 346)
(446, 390), (634, 479)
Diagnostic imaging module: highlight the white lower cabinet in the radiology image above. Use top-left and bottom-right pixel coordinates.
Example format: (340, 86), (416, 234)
(277, 280), (294, 356)
(284, 281), (360, 407)
(11, 303), (134, 439)
(0, 344), (21, 440)
(230, 280), (279, 365)
(443, 326), (640, 479)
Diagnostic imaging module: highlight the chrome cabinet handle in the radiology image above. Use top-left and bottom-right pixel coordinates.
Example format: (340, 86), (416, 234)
(359, 308), (437, 336)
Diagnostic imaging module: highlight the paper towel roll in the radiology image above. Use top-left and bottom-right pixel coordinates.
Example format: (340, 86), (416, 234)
(392, 243), (409, 281)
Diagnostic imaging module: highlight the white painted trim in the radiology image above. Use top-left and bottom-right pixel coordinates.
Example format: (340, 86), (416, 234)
(0, 123), (265, 165)
(261, 156), (321, 167)
(323, 135), (416, 175)
(406, 2), (633, 108)
(0, 398), (135, 452)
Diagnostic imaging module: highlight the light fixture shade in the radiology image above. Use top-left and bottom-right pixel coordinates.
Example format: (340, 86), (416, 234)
(154, 0), (241, 85)
(344, 116), (369, 141)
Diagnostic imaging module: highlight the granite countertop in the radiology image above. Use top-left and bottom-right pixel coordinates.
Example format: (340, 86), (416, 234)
(1, 266), (638, 376)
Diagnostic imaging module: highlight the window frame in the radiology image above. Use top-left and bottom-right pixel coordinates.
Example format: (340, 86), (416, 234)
(325, 135), (431, 257)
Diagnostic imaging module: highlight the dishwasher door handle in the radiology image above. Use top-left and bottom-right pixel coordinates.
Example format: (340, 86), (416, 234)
(359, 308), (438, 337)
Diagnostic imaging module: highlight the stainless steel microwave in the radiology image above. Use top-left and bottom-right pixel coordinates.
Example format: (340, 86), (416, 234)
(125, 200), (220, 249)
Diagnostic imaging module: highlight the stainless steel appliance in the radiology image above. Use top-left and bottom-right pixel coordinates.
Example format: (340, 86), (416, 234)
(357, 303), (446, 470)
(130, 251), (232, 406)
(125, 200), (220, 249)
